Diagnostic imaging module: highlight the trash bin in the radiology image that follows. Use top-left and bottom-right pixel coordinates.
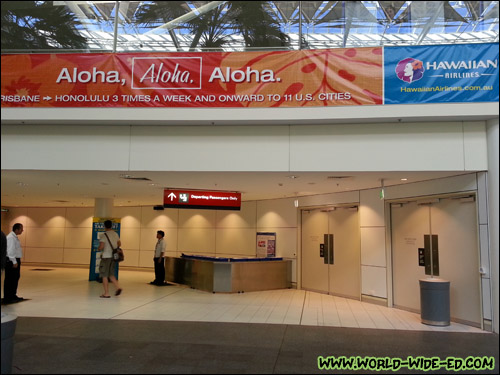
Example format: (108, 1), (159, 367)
(1, 313), (17, 374)
(419, 278), (450, 326)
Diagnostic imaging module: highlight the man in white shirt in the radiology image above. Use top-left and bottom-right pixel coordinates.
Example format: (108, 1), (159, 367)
(3, 223), (24, 303)
(150, 230), (168, 286)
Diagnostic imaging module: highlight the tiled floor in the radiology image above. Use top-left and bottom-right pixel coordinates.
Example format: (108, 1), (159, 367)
(2, 265), (483, 333)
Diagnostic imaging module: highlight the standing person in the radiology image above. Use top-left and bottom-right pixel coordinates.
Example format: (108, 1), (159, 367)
(97, 220), (122, 298)
(1, 230), (6, 273)
(3, 223), (24, 304)
(150, 230), (168, 286)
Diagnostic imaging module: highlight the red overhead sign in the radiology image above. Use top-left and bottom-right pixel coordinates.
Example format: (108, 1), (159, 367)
(163, 189), (241, 210)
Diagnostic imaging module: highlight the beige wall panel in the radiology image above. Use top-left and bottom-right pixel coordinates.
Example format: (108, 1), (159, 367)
(120, 227), (141, 250)
(215, 228), (255, 256)
(114, 206), (142, 228)
(360, 227), (386, 267)
(256, 227), (297, 259)
(138, 250), (155, 268)
(179, 210), (216, 228)
(139, 228), (177, 252)
(361, 265), (387, 298)
(65, 208), (93, 227)
(24, 247), (64, 263)
(463, 121), (488, 170)
(25, 227), (65, 248)
(178, 228), (216, 253)
(1, 212), (10, 234)
(3, 208), (28, 245)
(257, 198), (297, 228)
(360, 188), (385, 227)
(4, 207), (28, 234)
(26, 207), (66, 228)
(216, 201), (256, 228)
(64, 227), (92, 249)
(166, 250), (179, 258)
(120, 249), (139, 268)
(290, 122), (464, 171)
(63, 248), (91, 265)
(141, 207), (178, 228)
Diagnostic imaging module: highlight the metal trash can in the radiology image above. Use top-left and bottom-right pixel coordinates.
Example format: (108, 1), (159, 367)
(1, 313), (17, 374)
(419, 278), (450, 326)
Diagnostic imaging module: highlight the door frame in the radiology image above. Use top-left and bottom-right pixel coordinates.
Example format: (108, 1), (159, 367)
(299, 204), (361, 299)
(386, 191), (484, 328)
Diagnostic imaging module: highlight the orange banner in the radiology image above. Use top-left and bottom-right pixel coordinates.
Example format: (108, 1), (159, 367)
(1, 48), (383, 108)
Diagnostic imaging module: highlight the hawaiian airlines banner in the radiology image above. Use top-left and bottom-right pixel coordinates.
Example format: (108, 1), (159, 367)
(384, 43), (498, 104)
(1, 44), (497, 108)
(1, 48), (383, 108)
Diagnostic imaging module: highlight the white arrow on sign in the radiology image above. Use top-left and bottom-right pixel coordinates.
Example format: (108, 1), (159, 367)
(168, 192), (177, 201)
(43, 96), (52, 101)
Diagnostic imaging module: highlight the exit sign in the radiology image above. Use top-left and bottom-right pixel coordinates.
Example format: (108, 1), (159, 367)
(163, 189), (241, 210)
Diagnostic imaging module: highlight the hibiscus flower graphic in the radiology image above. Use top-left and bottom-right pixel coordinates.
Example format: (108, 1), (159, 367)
(4, 76), (42, 107)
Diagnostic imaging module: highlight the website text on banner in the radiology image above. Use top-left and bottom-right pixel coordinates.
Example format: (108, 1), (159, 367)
(384, 43), (498, 104)
(1, 48), (382, 108)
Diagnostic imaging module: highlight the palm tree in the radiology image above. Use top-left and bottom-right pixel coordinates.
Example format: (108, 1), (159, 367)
(186, 5), (231, 51)
(1, 1), (87, 50)
(134, 1), (289, 51)
(226, 1), (289, 49)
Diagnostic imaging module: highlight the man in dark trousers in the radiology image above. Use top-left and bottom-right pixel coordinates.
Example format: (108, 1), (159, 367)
(3, 223), (24, 303)
(150, 230), (168, 286)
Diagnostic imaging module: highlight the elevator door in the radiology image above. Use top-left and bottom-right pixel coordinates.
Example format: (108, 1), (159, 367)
(301, 207), (360, 298)
(391, 197), (481, 326)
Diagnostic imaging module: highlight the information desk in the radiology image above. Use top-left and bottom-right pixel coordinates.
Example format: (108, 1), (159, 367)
(165, 255), (292, 293)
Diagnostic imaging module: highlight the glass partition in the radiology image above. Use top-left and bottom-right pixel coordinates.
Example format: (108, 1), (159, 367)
(1, 1), (498, 53)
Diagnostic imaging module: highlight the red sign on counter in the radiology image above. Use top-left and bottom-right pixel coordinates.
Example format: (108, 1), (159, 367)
(163, 189), (241, 210)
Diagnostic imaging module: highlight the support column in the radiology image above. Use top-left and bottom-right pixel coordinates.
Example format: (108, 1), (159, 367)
(486, 118), (499, 334)
(94, 198), (113, 218)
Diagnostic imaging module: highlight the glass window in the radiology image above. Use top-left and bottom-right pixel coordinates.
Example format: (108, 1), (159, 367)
(1, 1), (498, 53)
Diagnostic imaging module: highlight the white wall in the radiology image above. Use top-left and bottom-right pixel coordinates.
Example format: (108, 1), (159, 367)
(2, 102), (497, 126)
(359, 189), (387, 299)
(1, 121), (488, 172)
(486, 118), (499, 333)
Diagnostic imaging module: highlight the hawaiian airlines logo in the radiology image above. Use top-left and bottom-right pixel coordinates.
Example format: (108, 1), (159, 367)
(396, 58), (425, 83)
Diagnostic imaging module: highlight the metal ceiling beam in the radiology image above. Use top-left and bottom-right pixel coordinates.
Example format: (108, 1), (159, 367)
(416, 2), (445, 45)
(144, 1), (227, 35)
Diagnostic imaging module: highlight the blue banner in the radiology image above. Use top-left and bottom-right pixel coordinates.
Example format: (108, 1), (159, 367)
(384, 43), (499, 104)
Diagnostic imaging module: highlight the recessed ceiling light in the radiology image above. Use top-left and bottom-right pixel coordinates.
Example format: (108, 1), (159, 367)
(401, 178), (408, 181)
